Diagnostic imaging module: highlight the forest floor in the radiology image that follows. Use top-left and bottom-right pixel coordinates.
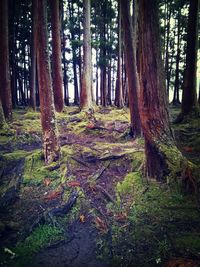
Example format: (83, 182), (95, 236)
(0, 106), (200, 267)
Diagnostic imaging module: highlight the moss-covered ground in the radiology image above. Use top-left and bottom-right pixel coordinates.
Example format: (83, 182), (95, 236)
(0, 106), (200, 267)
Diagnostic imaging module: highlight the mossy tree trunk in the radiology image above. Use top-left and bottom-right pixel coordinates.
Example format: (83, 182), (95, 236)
(137, 0), (192, 186)
(0, 0), (12, 120)
(37, 0), (60, 164)
(50, 0), (64, 113)
(181, 0), (199, 116)
(0, 99), (6, 129)
(121, 0), (141, 138)
(80, 0), (93, 110)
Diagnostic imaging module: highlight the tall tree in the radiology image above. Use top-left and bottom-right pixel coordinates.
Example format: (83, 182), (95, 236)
(50, 0), (64, 112)
(114, 0), (124, 108)
(137, 0), (189, 183)
(37, 0), (60, 164)
(0, 0), (12, 120)
(121, 0), (141, 137)
(181, 0), (199, 116)
(29, 0), (38, 111)
(80, 0), (93, 109)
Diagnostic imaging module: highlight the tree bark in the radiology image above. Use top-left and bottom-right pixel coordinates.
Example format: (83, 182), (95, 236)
(30, 0), (38, 111)
(0, 0), (12, 120)
(137, 0), (188, 183)
(50, 0), (64, 112)
(80, 0), (92, 110)
(37, 0), (60, 164)
(181, 0), (199, 116)
(114, 0), (124, 108)
(121, 0), (141, 137)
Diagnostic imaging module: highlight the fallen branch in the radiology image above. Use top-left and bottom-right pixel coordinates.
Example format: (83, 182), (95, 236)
(95, 185), (116, 204)
(94, 162), (111, 181)
(71, 156), (90, 168)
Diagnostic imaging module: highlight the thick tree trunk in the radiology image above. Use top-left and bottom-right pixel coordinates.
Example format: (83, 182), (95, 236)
(37, 0), (60, 164)
(80, 0), (92, 110)
(114, 0), (124, 108)
(181, 0), (199, 116)
(0, 0), (12, 120)
(137, 0), (188, 183)
(121, 0), (141, 137)
(30, 0), (38, 111)
(50, 0), (64, 112)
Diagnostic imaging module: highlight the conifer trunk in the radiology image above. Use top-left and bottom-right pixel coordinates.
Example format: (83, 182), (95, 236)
(37, 0), (60, 164)
(0, 0), (12, 120)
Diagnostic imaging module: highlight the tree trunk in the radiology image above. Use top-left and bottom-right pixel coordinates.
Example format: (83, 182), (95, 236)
(114, 0), (124, 108)
(0, 0), (12, 120)
(181, 0), (199, 116)
(121, 0), (141, 137)
(137, 0), (189, 184)
(80, 0), (92, 110)
(37, 0), (60, 164)
(0, 99), (6, 129)
(50, 0), (64, 112)
(30, 0), (38, 111)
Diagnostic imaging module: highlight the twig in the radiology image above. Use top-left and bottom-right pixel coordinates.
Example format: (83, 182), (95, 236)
(95, 185), (116, 204)
(71, 156), (90, 168)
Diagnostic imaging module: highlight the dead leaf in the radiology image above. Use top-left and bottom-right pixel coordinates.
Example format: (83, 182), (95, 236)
(165, 258), (200, 267)
(114, 212), (127, 223)
(44, 190), (62, 201)
(86, 123), (95, 129)
(183, 147), (193, 152)
(67, 181), (81, 187)
(43, 178), (51, 187)
(94, 216), (108, 233)
(79, 215), (85, 223)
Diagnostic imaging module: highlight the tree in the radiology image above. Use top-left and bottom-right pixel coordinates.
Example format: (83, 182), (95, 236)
(80, 0), (93, 109)
(0, 99), (6, 129)
(0, 0), (12, 120)
(121, 0), (141, 137)
(37, 0), (60, 164)
(29, 0), (38, 111)
(114, 0), (124, 108)
(137, 0), (190, 183)
(50, 0), (64, 112)
(181, 0), (199, 116)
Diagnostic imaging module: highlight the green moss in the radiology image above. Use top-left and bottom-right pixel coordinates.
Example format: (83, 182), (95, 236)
(175, 234), (200, 250)
(22, 111), (40, 120)
(2, 150), (30, 161)
(23, 150), (60, 185)
(11, 224), (64, 267)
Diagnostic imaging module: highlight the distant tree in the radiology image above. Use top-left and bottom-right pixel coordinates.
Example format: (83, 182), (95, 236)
(0, 0), (12, 120)
(37, 0), (60, 164)
(121, 0), (141, 137)
(80, 0), (93, 109)
(138, 0), (191, 184)
(114, 0), (124, 108)
(50, 0), (64, 112)
(181, 0), (199, 116)
(29, 0), (38, 111)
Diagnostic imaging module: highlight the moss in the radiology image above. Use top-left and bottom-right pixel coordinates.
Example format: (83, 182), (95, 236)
(10, 224), (64, 267)
(23, 150), (60, 185)
(2, 150), (30, 161)
(22, 111), (40, 120)
(175, 234), (200, 251)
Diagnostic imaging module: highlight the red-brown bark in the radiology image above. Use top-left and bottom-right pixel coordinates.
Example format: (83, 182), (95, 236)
(37, 0), (60, 164)
(50, 0), (64, 112)
(0, 0), (12, 120)
(121, 0), (141, 137)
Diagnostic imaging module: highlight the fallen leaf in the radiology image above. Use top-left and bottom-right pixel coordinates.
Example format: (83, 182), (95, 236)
(86, 123), (95, 129)
(114, 212), (127, 223)
(67, 181), (81, 187)
(183, 147), (193, 152)
(94, 216), (108, 233)
(165, 258), (200, 267)
(43, 178), (51, 187)
(80, 215), (85, 223)
(44, 190), (62, 201)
